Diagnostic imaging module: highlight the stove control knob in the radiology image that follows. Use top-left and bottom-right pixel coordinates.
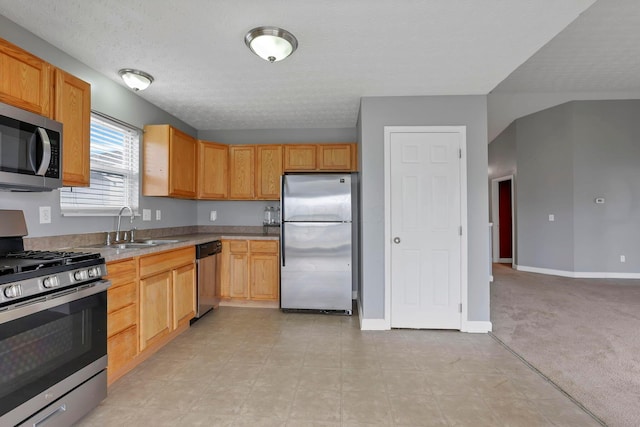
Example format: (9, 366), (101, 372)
(73, 271), (87, 281)
(88, 267), (99, 278)
(3, 284), (23, 298)
(43, 276), (59, 288)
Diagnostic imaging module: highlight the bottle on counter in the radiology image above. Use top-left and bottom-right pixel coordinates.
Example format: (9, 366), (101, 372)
(274, 206), (280, 224)
(263, 206), (272, 225)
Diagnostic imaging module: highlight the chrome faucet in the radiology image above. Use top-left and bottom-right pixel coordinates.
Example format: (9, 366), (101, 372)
(115, 206), (134, 243)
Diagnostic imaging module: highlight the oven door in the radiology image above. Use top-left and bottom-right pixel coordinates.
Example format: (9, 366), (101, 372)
(0, 280), (109, 425)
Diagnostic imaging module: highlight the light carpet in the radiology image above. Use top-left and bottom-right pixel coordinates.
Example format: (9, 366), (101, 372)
(490, 263), (640, 427)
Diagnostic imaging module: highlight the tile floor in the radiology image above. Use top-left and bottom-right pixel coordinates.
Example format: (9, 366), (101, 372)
(78, 307), (600, 426)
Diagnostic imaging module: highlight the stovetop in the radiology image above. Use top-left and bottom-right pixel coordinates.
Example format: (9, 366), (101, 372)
(0, 250), (101, 275)
(0, 250), (105, 287)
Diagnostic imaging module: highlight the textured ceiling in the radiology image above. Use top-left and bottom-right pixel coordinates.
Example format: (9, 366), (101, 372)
(0, 1), (594, 131)
(493, 0), (640, 93)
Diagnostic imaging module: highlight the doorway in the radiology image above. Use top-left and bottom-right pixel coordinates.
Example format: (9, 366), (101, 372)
(491, 175), (515, 266)
(384, 126), (467, 330)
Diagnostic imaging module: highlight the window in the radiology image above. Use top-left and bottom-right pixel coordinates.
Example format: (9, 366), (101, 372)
(60, 113), (139, 216)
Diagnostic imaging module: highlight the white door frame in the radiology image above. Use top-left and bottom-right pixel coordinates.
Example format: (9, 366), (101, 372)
(383, 126), (468, 330)
(490, 175), (515, 268)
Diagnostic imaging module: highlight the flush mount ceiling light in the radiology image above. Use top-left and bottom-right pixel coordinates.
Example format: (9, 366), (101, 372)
(244, 26), (298, 63)
(118, 68), (154, 91)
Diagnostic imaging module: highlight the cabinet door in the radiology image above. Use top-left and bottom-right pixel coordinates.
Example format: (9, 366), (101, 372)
(139, 271), (172, 351)
(283, 145), (316, 171)
(317, 144), (355, 171)
(55, 69), (91, 187)
(107, 326), (138, 384)
(229, 145), (255, 199)
(173, 263), (196, 329)
(169, 128), (197, 198)
(249, 240), (279, 301)
(229, 253), (249, 298)
(0, 38), (51, 117)
(220, 241), (231, 298)
(250, 253), (279, 300)
(198, 140), (228, 199)
(256, 145), (282, 200)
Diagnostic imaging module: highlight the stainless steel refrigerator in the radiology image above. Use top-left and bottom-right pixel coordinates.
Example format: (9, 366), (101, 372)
(280, 173), (358, 314)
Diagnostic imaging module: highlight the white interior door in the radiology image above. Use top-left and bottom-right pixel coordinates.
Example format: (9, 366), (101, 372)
(388, 129), (463, 329)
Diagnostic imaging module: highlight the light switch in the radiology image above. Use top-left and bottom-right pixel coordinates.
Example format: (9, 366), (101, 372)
(143, 209), (151, 221)
(548, 214), (555, 222)
(155, 210), (161, 221)
(210, 210), (217, 221)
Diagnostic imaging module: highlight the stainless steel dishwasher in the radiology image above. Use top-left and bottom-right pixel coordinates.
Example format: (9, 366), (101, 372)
(194, 240), (222, 319)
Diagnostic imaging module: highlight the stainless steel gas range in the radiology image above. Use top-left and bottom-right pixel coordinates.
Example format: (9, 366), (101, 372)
(0, 210), (110, 427)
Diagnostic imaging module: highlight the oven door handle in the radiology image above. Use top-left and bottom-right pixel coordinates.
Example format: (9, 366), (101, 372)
(0, 280), (111, 324)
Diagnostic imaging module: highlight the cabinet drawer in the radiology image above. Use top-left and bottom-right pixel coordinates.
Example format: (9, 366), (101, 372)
(107, 280), (136, 313)
(249, 240), (278, 254)
(108, 303), (137, 337)
(107, 325), (138, 373)
(139, 246), (195, 278)
(107, 258), (136, 276)
(229, 240), (248, 253)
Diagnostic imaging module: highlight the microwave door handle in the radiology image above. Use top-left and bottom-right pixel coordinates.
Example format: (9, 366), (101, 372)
(35, 127), (51, 176)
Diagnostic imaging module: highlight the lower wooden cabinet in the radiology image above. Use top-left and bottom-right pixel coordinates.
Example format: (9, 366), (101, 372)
(106, 258), (139, 385)
(139, 246), (196, 351)
(249, 240), (279, 300)
(220, 239), (279, 302)
(106, 246), (195, 386)
(172, 263), (196, 329)
(139, 270), (172, 351)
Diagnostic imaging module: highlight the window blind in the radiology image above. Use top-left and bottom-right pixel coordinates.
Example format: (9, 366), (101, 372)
(60, 113), (140, 216)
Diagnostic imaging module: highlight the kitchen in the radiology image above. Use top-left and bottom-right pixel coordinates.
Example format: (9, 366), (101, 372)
(0, 2), (599, 426)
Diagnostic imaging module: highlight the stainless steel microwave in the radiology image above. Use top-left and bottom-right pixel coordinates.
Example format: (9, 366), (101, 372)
(0, 102), (62, 191)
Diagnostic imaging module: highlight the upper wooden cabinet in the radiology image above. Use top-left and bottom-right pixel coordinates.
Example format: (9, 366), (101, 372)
(317, 144), (357, 171)
(228, 145), (255, 199)
(256, 145), (282, 200)
(283, 143), (357, 172)
(54, 69), (91, 187)
(0, 38), (52, 117)
(197, 140), (228, 199)
(0, 39), (93, 187)
(283, 144), (316, 171)
(143, 124), (197, 199)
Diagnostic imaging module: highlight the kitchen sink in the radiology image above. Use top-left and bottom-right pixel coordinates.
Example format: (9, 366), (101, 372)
(139, 239), (182, 245)
(80, 242), (158, 250)
(79, 239), (183, 251)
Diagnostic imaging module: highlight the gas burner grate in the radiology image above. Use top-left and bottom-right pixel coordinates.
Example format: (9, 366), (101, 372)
(0, 265), (16, 276)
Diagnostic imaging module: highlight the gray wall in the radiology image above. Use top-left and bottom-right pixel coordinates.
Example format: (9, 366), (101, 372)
(572, 100), (640, 272)
(489, 100), (640, 273)
(488, 122), (516, 180)
(359, 95), (489, 322)
(0, 15), (198, 237)
(516, 103), (575, 271)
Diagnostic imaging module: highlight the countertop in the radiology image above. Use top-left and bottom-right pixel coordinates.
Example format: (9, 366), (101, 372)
(73, 232), (279, 262)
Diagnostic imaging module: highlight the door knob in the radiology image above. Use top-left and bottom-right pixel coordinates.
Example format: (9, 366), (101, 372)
(393, 237), (401, 244)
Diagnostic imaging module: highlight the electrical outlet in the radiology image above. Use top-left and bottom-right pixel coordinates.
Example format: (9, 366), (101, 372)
(155, 210), (161, 221)
(620, 255), (626, 263)
(548, 214), (555, 222)
(143, 209), (151, 221)
(39, 206), (51, 224)
(210, 210), (217, 222)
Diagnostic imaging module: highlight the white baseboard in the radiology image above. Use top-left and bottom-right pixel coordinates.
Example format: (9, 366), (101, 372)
(352, 290), (358, 299)
(462, 321), (492, 333)
(358, 310), (390, 330)
(515, 264), (640, 279)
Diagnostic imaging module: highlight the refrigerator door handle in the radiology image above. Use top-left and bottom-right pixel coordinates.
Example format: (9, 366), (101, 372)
(280, 175), (285, 267)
